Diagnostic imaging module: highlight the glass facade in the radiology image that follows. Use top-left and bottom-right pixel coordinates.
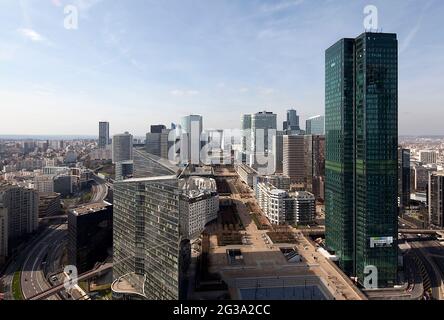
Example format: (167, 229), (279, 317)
(325, 33), (398, 287)
(113, 175), (186, 300)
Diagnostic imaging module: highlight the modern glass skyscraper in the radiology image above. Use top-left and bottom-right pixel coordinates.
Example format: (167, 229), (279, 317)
(286, 109), (300, 131)
(112, 132), (133, 164)
(250, 111), (277, 168)
(180, 115), (203, 164)
(306, 115), (325, 135)
(398, 148), (411, 212)
(325, 32), (398, 288)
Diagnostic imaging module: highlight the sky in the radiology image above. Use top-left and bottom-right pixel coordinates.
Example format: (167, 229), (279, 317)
(0, 0), (443, 136)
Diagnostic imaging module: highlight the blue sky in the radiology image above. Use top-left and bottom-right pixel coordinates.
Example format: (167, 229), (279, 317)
(0, 0), (443, 136)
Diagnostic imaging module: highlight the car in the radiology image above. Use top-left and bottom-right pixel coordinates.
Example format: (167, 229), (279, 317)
(51, 276), (58, 282)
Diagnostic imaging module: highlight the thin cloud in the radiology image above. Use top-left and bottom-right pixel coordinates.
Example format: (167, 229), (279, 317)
(261, 0), (304, 13)
(400, 0), (435, 53)
(17, 28), (45, 42)
(170, 90), (200, 97)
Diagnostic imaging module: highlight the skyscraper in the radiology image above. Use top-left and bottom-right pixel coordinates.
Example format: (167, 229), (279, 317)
(285, 109), (300, 132)
(398, 148), (411, 212)
(272, 131), (284, 174)
(112, 132), (133, 164)
(428, 172), (444, 228)
(325, 32), (398, 287)
(306, 115), (325, 135)
(180, 115), (203, 164)
(283, 135), (305, 184)
(241, 114), (252, 162)
(250, 111), (277, 168)
(305, 135), (325, 201)
(99, 122), (110, 149)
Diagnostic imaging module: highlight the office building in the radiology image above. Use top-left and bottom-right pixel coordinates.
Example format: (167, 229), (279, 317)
(285, 109), (300, 132)
(306, 115), (325, 135)
(305, 135), (325, 201)
(241, 114), (252, 159)
(54, 175), (73, 197)
(160, 128), (173, 160)
(325, 33), (398, 287)
(68, 202), (113, 274)
(272, 131), (284, 174)
(413, 165), (436, 192)
(151, 125), (166, 134)
(115, 160), (134, 181)
(146, 132), (162, 156)
(99, 122), (110, 148)
(112, 132), (133, 164)
(398, 148), (411, 211)
(249, 111), (277, 168)
(113, 175), (189, 300)
(428, 172), (444, 228)
(180, 115), (203, 164)
(283, 135), (305, 184)
(419, 150), (438, 165)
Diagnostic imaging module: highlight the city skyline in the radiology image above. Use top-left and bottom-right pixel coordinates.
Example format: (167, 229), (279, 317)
(1, 0), (443, 136)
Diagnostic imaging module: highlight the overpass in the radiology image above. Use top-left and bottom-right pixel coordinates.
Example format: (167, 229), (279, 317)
(27, 263), (113, 300)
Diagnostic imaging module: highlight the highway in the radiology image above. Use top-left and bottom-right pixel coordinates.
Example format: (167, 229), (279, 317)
(28, 262), (113, 300)
(90, 175), (108, 203)
(409, 238), (444, 299)
(20, 224), (67, 300)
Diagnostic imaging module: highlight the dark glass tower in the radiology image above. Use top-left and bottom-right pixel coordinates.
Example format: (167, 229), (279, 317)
(325, 32), (398, 288)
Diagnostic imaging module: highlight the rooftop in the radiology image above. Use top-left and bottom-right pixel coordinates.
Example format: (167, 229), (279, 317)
(70, 201), (112, 216)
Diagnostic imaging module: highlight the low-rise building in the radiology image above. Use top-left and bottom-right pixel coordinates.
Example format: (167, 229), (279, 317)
(235, 164), (258, 188)
(179, 176), (219, 239)
(256, 182), (315, 225)
(38, 192), (62, 217)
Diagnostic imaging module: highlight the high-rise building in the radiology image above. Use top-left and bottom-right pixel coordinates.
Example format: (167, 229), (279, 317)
(146, 132), (162, 156)
(305, 135), (325, 201)
(272, 131), (284, 174)
(151, 125), (166, 134)
(250, 111), (277, 168)
(306, 115), (325, 135)
(241, 114), (252, 161)
(283, 135), (305, 184)
(325, 32), (398, 287)
(398, 148), (411, 211)
(99, 122), (110, 149)
(428, 172), (444, 228)
(180, 115), (203, 164)
(112, 175), (187, 300)
(112, 132), (133, 164)
(0, 184), (39, 245)
(68, 202), (113, 274)
(413, 165), (435, 192)
(285, 109), (300, 132)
